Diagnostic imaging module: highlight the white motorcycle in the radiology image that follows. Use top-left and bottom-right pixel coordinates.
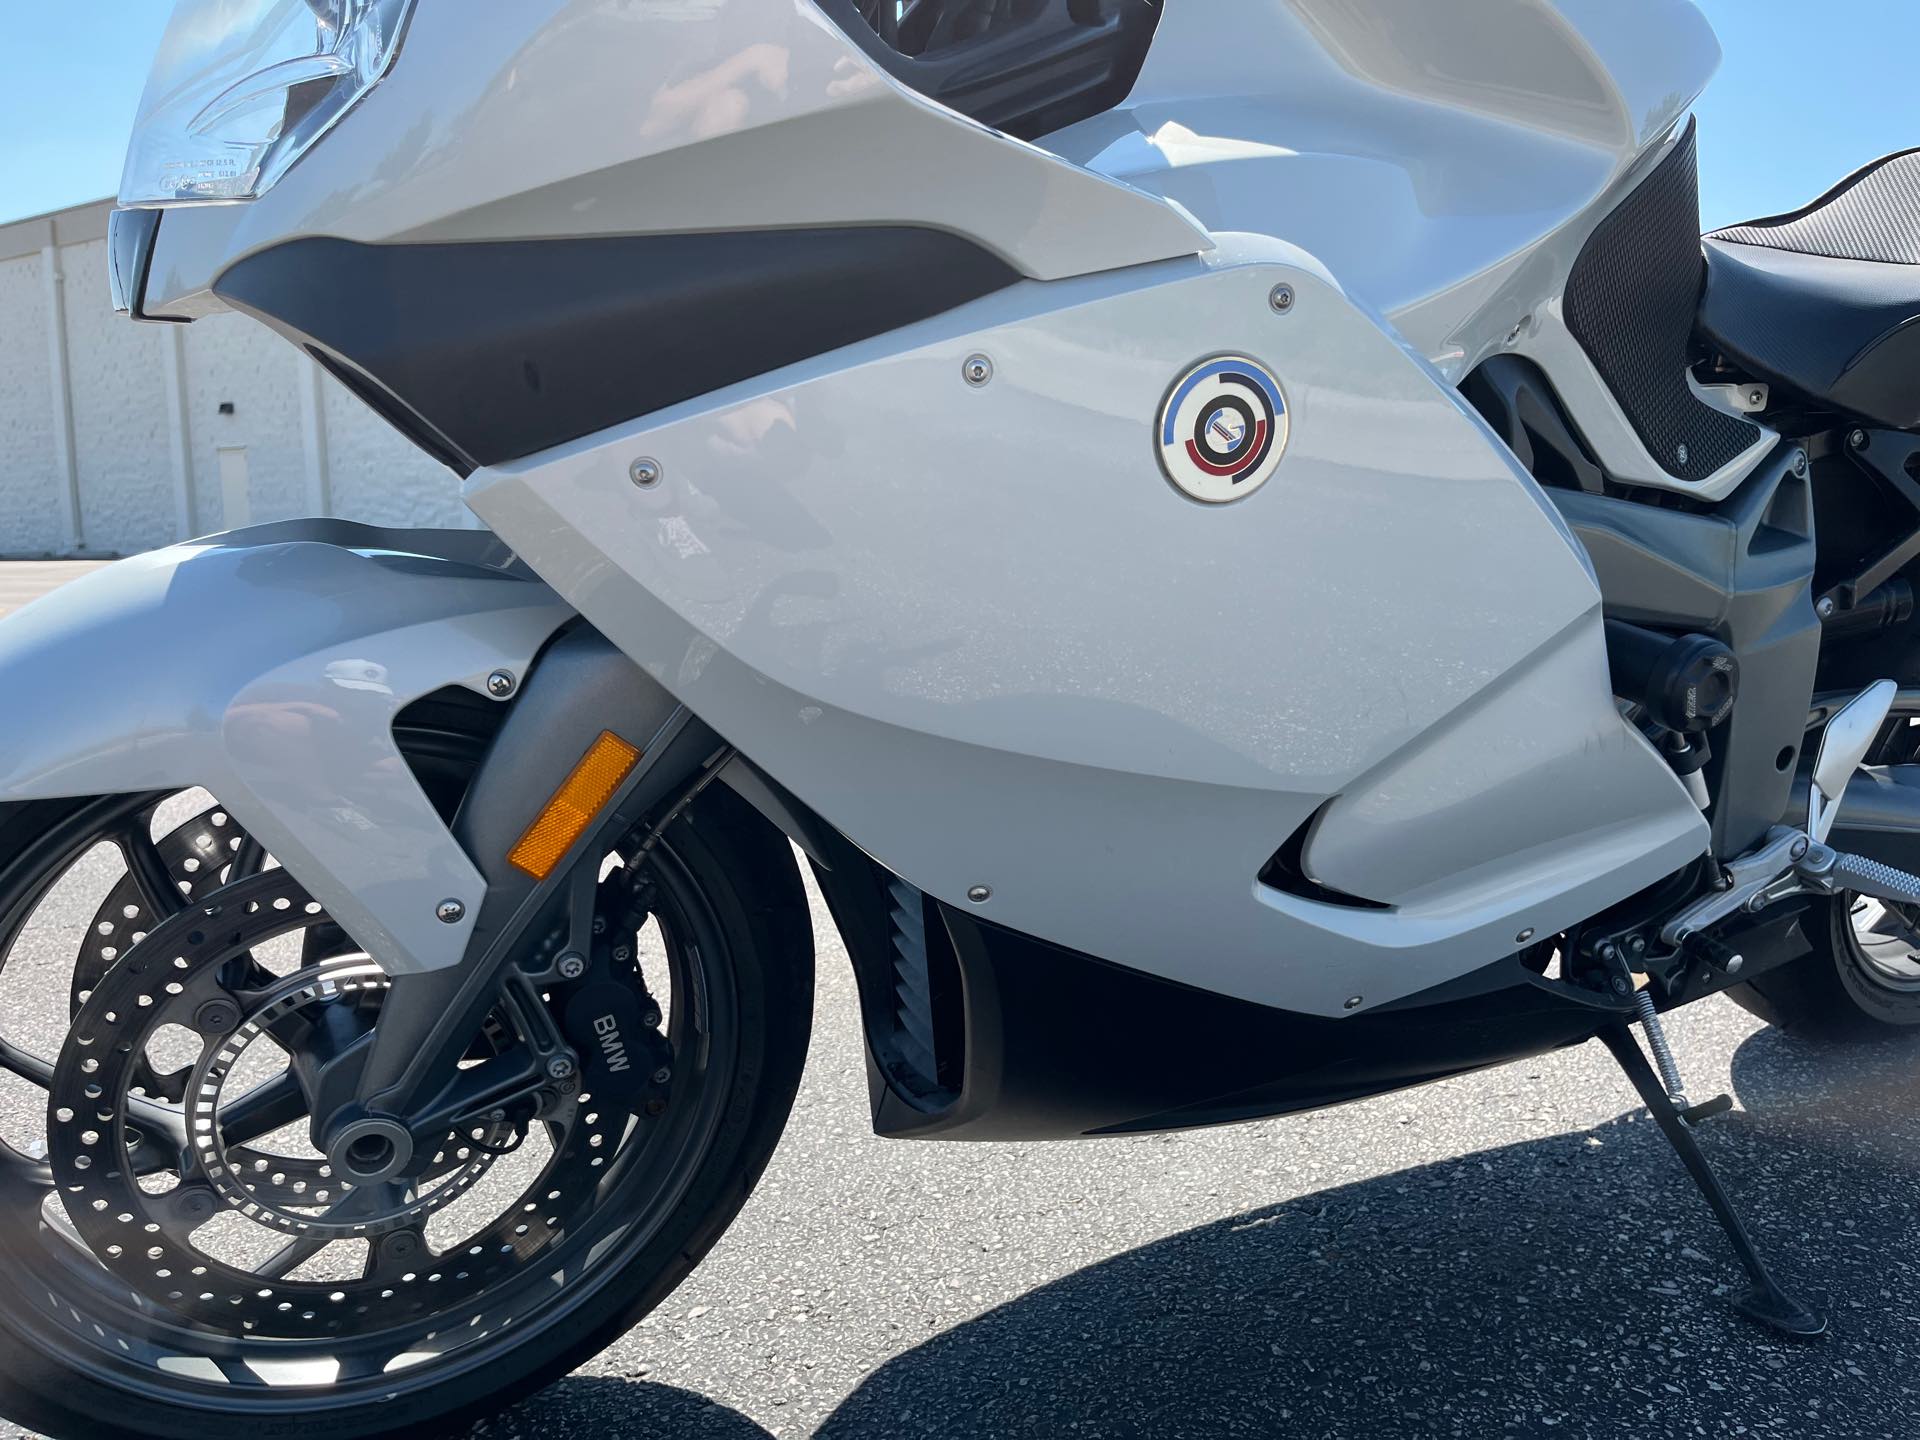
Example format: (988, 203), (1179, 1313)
(2, 0), (1917, 1433)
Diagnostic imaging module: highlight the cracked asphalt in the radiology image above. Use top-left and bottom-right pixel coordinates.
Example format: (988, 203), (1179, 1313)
(0, 562), (1918, 1439)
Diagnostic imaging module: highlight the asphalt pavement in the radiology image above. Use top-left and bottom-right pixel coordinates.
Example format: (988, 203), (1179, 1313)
(0, 559), (1917, 1440)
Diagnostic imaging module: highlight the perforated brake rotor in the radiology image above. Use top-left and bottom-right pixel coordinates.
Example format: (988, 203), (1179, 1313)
(46, 868), (641, 1342)
(72, 805), (266, 1017)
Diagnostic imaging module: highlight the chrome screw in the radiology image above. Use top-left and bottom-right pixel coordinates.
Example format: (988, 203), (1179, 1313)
(1343, 995), (1364, 1011)
(963, 354), (994, 388)
(1269, 284), (1295, 315)
(1515, 928), (1535, 945)
(1816, 596), (1836, 619)
(486, 669), (517, 699)
(546, 1055), (576, 1081)
(1792, 450), (1809, 477)
(1748, 388), (1767, 408)
(966, 885), (992, 903)
(1850, 428), (1869, 450)
(557, 952), (587, 980)
(436, 898), (466, 925)
(630, 456), (663, 487)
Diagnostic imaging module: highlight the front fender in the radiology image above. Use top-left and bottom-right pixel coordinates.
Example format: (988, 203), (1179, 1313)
(0, 521), (575, 973)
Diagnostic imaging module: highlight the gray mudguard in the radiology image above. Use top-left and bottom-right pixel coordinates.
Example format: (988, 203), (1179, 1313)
(0, 521), (575, 974)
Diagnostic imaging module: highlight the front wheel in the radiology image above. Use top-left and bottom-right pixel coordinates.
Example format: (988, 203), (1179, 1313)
(0, 784), (812, 1440)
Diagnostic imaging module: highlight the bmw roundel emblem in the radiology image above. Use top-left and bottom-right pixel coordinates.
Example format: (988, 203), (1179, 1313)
(1157, 356), (1289, 503)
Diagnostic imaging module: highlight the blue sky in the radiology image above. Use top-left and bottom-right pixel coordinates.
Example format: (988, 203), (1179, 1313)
(0, 1), (1913, 229)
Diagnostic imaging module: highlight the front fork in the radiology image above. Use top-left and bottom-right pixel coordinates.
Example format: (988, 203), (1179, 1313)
(300, 626), (732, 1187)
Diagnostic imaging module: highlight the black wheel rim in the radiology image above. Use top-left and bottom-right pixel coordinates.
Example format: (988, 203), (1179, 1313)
(0, 790), (739, 1416)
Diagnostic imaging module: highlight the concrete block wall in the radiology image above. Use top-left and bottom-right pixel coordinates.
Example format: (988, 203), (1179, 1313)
(0, 199), (470, 557)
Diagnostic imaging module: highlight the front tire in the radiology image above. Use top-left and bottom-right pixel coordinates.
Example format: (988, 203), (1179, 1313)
(0, 785), (813, 1440)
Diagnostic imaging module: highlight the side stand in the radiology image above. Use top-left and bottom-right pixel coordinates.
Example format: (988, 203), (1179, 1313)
(1597, 1022), (1827, 1338)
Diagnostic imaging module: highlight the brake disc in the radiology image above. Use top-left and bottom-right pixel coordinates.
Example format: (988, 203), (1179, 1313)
(71, 805), (262, 1018)
(46, 868), (640, 1341)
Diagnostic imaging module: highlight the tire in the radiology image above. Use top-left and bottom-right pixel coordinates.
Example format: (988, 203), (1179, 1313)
(1727, 889), (1920, 1042)
(0, 784), (813, 1440)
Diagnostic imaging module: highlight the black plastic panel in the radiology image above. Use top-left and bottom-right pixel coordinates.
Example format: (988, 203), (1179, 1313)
(814, 0), (1161, 140)
(1547, 445), (1820, 856)
(213, 227), (1021, 474)
(1563, 120), (1762, 484)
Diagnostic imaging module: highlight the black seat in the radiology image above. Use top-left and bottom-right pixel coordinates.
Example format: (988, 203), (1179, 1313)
(1697, 149), (1920, 430)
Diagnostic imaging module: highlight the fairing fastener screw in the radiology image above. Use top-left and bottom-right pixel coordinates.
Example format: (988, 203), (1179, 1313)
(486, 669), (517, 699)
(1817, 596), (1836, 619)
(557, 953), (586, 980)
(967, 885), (992, 903)
(1515, 928), (1535, 944)
(963, 354), (994, 388)
(630, 456), (663, 487)
(1343, 996), (1364, 1011)
(436, 899), (466, 924)
(652, 1067), (673, 1085)
(1793, 450), (1808, 476)
(1850, 429), (1869, 450)
(1749, 389), (1766, 408)
(546, 1055), (576, 1081)
(1270, 284), (1295, 314)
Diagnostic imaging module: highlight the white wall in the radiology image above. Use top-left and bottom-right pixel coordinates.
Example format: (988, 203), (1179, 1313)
(0, 199), (470, 557)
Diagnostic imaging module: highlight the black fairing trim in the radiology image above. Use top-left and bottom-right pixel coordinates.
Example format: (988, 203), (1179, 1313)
(814, 0), (1162, 141)
(212, 228), (1022, 474)
(894, 908), (1621, 1140)
(1563, 120), (1762, 483)
(107, 208), (169, 322)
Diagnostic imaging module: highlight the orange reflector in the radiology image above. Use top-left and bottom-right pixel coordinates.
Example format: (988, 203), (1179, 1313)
(507, 731), (642, 879)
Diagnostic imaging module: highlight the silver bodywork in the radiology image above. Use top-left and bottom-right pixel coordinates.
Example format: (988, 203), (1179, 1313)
(467, 235), (1708, 1017)
(0, 523), (573, 974)
(17, 0), (1742, 1016)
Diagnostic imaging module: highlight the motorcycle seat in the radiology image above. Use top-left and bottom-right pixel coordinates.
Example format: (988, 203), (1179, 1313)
(1697, 149), (1920, 430)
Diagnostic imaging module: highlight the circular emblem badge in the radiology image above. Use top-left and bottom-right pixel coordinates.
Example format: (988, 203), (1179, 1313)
(1157, 356), (1289, 503)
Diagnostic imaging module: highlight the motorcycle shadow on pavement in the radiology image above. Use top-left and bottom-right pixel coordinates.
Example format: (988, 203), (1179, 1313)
(492, 1029), (1920, 1439)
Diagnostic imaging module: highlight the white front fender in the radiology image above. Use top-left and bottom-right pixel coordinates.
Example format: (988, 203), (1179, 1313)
(0, 521), (575, 974)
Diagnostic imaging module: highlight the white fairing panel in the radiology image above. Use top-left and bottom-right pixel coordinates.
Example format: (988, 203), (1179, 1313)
(137, 0), (1209, 317)
(469, 239), (1709, 1019)
(1041, 0), (1767, 499)
(1046, 0), (1721, 381)
(0, 526), (574, 975)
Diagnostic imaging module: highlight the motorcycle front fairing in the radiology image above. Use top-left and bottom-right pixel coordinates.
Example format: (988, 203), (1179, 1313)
(98, 0), (1716, 1136)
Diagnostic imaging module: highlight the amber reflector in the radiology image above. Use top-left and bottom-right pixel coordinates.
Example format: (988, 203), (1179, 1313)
(507, 730), (642, 879)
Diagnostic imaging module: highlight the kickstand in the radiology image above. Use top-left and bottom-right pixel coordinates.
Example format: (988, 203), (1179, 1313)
(1597, 1022), (1828, 1338)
